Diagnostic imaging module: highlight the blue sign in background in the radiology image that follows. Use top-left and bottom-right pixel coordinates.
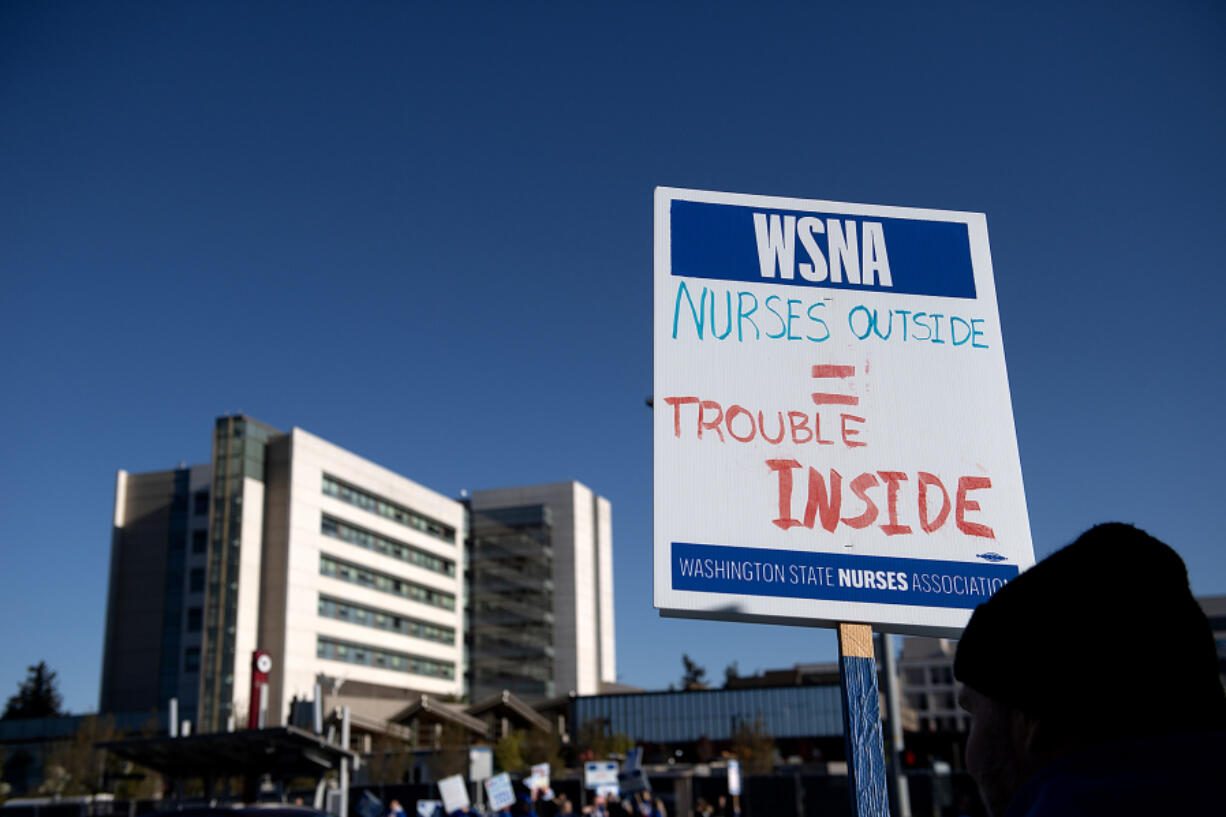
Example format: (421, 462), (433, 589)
(672, 542), (1017, 610)
(670, 199), (977, 299)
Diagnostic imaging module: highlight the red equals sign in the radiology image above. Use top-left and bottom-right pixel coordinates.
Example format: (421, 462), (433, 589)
(811, 364), (858, 406)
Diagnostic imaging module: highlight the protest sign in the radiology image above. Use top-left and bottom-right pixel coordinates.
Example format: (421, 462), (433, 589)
(528, 762), (550, 791)
(484, 772), (516, 812)
(438, 775), (470, 815)
(654, 187), (1034, 635)
(469, 746), (493, 782)
(584, 761), (619, 789)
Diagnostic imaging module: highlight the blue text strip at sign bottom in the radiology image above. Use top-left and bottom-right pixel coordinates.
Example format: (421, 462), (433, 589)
(671, 542), (1018, 609)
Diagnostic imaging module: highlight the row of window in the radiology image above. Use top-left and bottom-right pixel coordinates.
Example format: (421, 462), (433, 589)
(316, 636), (455, 680)
(322, 475), (455, 544)
(903, 665), (955, 686)
(321, 515), (455, 577)
(318, 594), (455, 645)
(907, 691), (958, 712)
(320, 554), (456, 611)
(918, 716), (967, 732)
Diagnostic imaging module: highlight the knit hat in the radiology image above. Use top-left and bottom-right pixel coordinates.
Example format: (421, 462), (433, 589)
(954, 523), (1225, 737)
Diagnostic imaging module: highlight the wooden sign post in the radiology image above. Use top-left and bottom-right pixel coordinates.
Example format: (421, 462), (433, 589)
(838, 623), (889, 817)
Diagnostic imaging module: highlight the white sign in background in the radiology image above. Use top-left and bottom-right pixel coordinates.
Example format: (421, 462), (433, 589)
(654, 187), (1034, 635)
(584, 760), (620, 789)
(469, 746), (493, 782)
(529, 762), (551, 791)
(438, 775), (470, 815)
(484, 773), (516, 812)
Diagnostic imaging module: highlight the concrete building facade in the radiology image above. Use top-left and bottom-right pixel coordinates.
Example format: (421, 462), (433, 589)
(100, 416), (616, 731)
(466, 482), (616, 701)
(100, 463), (212, 719)
(102, 416), (467, 732)
(898, 637), (966, 733)
(260, 426), (466, 728)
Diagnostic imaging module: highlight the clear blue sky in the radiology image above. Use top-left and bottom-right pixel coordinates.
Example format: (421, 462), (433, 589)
(2, 1), (1223, 714)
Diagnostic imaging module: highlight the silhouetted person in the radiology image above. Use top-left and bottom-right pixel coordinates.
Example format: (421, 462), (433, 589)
(955, 523), (1226, 816)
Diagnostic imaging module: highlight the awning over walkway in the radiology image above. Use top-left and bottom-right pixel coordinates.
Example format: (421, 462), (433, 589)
(99, 726), (356, 779)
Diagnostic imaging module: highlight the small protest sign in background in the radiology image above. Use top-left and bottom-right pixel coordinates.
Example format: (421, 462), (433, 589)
(484, 772), (516, 812)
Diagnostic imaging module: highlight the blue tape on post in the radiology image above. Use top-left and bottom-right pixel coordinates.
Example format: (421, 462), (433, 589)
(841, 653), (889, 817)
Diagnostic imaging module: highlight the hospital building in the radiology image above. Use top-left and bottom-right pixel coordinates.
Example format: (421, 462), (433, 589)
(99, 415), (615, 732)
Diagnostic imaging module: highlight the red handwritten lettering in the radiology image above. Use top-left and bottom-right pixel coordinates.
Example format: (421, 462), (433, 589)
(841, 473), (880, 529)
(765, 462), (992, 538)
(663, 396), (698, 437)
(956, 476), (995, 538)
(788, 411), (812, 444)
(767, 459), (804, 530)
(917, 472), (951, 533)
(726, 405), (755, 442)
(803, 468), (842, 532)
(877, 471), (912, 536)
(758, 411), (785, 444)
(841, 414), (867, 448)
(698, 400), (724, 441)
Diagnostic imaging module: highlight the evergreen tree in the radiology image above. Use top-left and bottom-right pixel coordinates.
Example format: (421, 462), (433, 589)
(2, 663), (63, 720)
(574, 718), (634, 762)
(681, 654), (708, 690)
(729, 716), (777, 775)
(493, 730), (526, 772)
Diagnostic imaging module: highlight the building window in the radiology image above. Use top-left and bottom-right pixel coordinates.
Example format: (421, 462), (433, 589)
(904, 667), (926, 685)
(318, 594), (455, 645)
(319, 554), (455, 611)
(320, 515), (455, 577)
(930, 666), (954, 685)
(184, 647), (201, 673)
(316, 635), (454, 680)
(191, 530), (208, 554)
(194, 490), (210, 516)
(189, 568), (205, 593)
(187, 607), (202, 632)
(321, 474), (455, 544)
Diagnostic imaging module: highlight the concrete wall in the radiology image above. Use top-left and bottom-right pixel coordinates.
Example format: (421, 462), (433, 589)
(468, 481), (616, 697)
(596, 495), (616, 685)
(259, 436), (293, 725)
(99, 470), (175, 713)
(176, 463), (212, 715)
(271, 428), (465, 723)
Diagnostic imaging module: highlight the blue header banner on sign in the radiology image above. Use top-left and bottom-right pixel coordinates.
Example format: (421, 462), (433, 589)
(671, 542), (1017, 610)
(670, 199), (977, 299)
